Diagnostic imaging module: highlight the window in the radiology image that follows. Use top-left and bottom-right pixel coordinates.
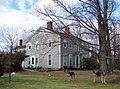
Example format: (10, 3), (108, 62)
(63, 39), (67, 48)
(48, 54), (52, 66)
(35, 41), (39, 49)
(69, 41), (72, 49)
(32, 57), (34, 64)
(29, 46), (31, 49)
(28, 43), (32, 49)
(48, 39), (52, 47)
(28, 58), (30, 64)
(63, 55), (67, 66)
(36, 58), (38, 64)
(69, 54), (73, 66)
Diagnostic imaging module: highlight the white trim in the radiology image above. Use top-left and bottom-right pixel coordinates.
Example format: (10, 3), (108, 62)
(63, 55), (67, 66)
(58, 37), (61, 68)
(69, 54), (73, 66)
(35, 54), (39, 67)
(28, 43), (32, 49)
(75, 55), (80, 68)
(47, 53), (52, 66)
(35, 41), (39, 49)
(30, 56), (35, 68)
(63, 39), (67, 48)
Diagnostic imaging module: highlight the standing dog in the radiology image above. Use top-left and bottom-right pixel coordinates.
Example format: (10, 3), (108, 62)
(65, 69), (75, 79)
(92, 69), (107, 84)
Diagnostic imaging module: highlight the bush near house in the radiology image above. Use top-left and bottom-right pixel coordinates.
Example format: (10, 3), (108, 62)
(12, 51), (26, 71)
(0, 53), (6, 76)
(82, 58), (97, 69)
(0, 63), (4, 76)
(0, 51), (26, 74)
(114, 59), (120, 70)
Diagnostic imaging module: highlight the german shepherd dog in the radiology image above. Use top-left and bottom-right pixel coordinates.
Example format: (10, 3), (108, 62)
(92, 69), (107, 84)
(65, 69), (75, 79)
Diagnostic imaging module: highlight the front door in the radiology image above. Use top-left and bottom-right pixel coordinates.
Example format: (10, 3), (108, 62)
(75, 55), (80, 68)
(30, 56), (35, 68)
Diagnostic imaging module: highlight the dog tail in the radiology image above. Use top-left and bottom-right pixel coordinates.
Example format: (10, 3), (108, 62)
(92, 69), (96, 74)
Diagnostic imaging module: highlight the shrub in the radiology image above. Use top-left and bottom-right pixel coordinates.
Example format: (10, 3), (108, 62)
(12, 51), (26, 71)
(82, 58), (97, 69)
(0, 59), (5, 76)
(0, 66), (4, 76)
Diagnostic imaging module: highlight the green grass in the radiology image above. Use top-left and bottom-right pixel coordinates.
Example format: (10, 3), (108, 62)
(0, 70), (120, 89)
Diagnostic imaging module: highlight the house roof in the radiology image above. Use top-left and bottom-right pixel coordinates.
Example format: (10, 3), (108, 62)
(26, 26), (73, 41)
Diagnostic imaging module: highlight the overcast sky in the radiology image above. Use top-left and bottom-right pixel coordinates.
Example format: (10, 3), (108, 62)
(0, 0), (120, 46)
(0, 0), (119, 32)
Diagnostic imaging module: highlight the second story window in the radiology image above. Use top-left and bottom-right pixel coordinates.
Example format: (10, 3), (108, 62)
(48, 39), (52, 47)
(69, 41), (72, 49)
(63, 39), (67, 48)
(35, 41), (39, 49)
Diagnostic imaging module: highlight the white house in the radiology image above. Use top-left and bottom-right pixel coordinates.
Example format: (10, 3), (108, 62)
(23, 21), (90, 69)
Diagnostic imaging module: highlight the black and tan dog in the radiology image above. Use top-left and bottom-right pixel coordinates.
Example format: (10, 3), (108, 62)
(64, 69), (75, 79)
(67, 70), (75, 78)
(92, 69), (107, 84)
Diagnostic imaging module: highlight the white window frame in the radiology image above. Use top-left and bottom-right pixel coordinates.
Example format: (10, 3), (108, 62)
(48, 39), (52, 47)
(35, 41), (39, 49)
(48, 54), (52, 66)
(35, 55), (39, 67)
(63, 55), (67, 66)
(63, 39), (67, 48)
(69, 54), (73, 66)
(75, 55), (80, 68)
(31, 57), (35, 64)
(28, 43), (32, 49)
(30, 56), (36, 68)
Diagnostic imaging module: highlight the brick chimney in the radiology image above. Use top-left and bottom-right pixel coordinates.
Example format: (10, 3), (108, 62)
(47, 21), (53, 30)
(19, 39), (23, 46)
(64, 26), (70, 34)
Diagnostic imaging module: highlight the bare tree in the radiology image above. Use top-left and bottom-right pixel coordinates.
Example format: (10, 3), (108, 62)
(1, 28), (19, 84)
(34, 0), (120, 72)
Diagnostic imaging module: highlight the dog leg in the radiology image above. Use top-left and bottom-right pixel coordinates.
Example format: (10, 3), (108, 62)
(101, 75), (104, 83)
(93, 75), (96, 83)
(103, 77), (107, 84)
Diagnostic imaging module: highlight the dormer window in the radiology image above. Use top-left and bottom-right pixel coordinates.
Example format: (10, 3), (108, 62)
(28, 43), (32, 49)
(63, 39), (67, 48)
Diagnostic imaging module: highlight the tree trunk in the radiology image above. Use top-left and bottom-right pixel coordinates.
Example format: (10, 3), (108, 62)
(99, 41), (108, 72)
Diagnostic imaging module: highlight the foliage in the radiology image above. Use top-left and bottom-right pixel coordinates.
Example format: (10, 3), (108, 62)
(82, 58), (97, 69)
(0, 53), (6, 76)
(0, 62), (4, 76)
(0, 50), (26, 74)
(12, 51), (26, 71)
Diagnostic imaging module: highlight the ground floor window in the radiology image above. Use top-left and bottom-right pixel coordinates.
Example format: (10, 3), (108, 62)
(63, 55), (67, 66)
(69, 54), (73, 66)
(32, 57), (34, 64)
(75, 55), (80, 68)
(48, 54), (52, 66)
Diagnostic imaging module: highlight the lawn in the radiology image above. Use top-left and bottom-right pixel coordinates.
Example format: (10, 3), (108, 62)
(0, 70), (120, 89)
